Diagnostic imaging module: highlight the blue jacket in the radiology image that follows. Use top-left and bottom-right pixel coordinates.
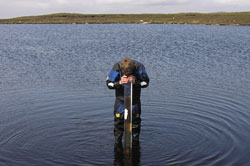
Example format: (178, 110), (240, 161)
(106, 60), (149, 104)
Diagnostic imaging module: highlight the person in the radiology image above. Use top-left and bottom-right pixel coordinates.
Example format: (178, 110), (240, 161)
(106, 57), (149, 145)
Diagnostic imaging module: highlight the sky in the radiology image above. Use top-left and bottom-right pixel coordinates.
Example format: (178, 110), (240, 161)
(0, 0), (250, 18)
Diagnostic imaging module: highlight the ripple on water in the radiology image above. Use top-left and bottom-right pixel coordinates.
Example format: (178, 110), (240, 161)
(0, 87), (114, 166)
(141, 85), (250, 166)
(1, 24), (250, 166)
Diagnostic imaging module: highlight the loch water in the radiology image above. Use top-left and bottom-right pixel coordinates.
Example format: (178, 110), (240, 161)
(0, 24), (250, 166)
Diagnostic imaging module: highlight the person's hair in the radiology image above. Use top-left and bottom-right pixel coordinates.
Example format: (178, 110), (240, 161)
(120, 57), (135, 75)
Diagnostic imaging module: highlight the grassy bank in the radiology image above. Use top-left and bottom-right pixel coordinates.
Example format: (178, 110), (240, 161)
(0, 12), (250, 25)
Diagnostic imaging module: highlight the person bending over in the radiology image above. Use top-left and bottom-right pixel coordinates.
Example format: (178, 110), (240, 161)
(106, 57), (149, 145)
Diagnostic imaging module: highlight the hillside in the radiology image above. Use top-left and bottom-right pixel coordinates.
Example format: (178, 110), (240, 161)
(0, 12), (250, 25)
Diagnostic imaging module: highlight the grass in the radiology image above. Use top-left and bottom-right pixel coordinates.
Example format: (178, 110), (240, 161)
(0, 12), (250, 25)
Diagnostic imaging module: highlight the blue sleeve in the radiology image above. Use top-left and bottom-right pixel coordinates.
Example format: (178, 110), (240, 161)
(136, 64), (149, 88)
(106, 69), (121, 89)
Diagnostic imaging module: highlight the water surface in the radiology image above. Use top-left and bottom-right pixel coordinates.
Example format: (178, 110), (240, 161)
(0, 24), (250, 166)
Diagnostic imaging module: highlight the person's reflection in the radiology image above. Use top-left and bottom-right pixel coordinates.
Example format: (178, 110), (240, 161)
(114, 141), (141, 166)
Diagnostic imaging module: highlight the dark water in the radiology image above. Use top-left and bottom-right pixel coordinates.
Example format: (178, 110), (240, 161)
(0, 24), (250, 166)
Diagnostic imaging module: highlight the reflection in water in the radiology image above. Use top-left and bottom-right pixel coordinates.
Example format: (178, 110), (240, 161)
(114, 142), (141, 166)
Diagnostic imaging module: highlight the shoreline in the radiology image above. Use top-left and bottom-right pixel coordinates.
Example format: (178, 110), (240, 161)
(0, 12), (250, 26)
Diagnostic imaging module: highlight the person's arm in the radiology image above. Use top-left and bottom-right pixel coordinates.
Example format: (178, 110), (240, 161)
(106, 70), (121, 89)
(134, 64), (149, 88)
(106, 63), (125, 89)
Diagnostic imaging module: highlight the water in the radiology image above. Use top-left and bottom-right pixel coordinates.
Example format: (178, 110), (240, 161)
(0, 24), (250, 166)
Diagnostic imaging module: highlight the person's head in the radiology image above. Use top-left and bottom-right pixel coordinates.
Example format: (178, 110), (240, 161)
(120, 57), (135, 76)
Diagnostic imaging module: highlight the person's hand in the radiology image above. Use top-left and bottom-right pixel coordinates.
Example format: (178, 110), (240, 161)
(119, 75), (128, 84)
(128, 75), (135, 84)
